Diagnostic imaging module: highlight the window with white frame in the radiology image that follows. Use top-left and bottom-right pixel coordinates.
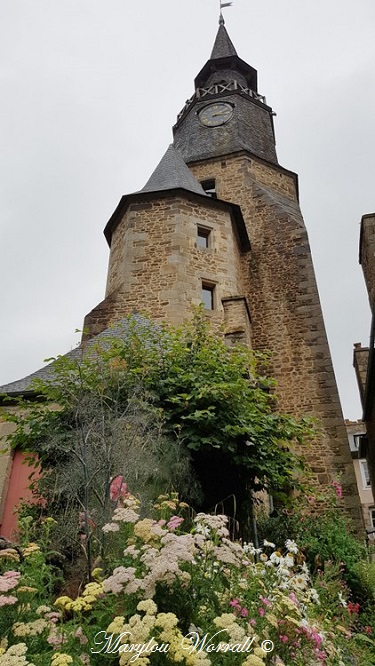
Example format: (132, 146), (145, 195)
(360, 460), (371, 489)
(370, 508), (375, 529)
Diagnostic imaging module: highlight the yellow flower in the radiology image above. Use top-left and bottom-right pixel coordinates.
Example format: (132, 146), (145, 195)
(134, 518), (157, 543)
(137, 599), (157, 615)
(22, 543), (40, 558)
(55, 596), (73, 609)
(82, 582), (103, 597)
(70, 598), (91, 612)
(51, 653), (73, 665)
(91, 567), (103, 580)
(155, 612), (178, 630)
(265, 613), (278, 628)
(13, 619), (48, 636)
(285, 615), (301, 626)
(0, 548), (20, 561)
(213, 613), (237, 628)
(17, 586), (38, 593)
(107, 616), (125, 633)
(243, 656), (265, 666)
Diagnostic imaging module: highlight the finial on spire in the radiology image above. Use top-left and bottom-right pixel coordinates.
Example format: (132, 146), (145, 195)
(219, 1), (232, 24)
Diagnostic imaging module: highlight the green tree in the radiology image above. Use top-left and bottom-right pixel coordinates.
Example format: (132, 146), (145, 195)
(4, 311), (313, 567)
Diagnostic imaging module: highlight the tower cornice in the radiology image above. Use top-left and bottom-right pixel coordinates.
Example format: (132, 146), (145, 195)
(103, 187), (250, 252)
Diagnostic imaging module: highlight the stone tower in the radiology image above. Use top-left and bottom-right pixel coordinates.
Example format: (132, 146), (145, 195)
(80, 19), (360, 525)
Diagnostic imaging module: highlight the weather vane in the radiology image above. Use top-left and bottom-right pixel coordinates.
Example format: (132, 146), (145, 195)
(219, 0), (233, 25)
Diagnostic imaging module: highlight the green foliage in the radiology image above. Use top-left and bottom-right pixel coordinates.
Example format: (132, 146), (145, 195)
(4, 311), (314, 569)
(257, 500), (367, 598)
(108, 311), (313, 493)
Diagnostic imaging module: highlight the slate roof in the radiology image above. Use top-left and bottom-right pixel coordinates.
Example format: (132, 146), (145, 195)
(210, 23), (238, 60)
(0, 315), (151, 398)
(141, 144), (207, 196)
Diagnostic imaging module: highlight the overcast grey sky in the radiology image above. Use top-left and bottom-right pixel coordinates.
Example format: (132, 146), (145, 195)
(1, 0), (374, 419)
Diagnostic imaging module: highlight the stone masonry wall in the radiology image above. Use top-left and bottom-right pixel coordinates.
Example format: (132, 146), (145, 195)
(84, 194), (246, 338)
(189, 152), (362, 527)
(353, 344), (369, 406)
(360, 213), (375, 311)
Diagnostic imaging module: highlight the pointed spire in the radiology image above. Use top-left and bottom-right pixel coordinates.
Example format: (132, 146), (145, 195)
(141, 145), (207, 196)
(210, 22), (237, 60)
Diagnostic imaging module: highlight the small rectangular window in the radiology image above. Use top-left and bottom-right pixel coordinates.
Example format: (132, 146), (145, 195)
(360, 460), (371, 489)
(201, 179), (217, 198)
(371, 508), (375, 529)
(197, 227), (211, 249)
(202, 283), (215, 310)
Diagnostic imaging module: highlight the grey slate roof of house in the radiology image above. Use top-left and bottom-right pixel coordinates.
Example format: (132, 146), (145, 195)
(141, 144), (207, 197)
(0, 315), (149, 397)
(210, 23), (238, 59)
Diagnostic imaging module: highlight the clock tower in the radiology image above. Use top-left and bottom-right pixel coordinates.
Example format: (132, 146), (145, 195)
(63, 18), (365, 527)
(0, 15), (363, 537)
(168, 18), (361, 526)
(173, 17), (277, 165)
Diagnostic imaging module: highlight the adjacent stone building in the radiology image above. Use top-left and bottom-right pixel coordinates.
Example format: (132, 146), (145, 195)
(0, 17), (362, 535)
(345, 420), (375, 539)
(353, 213), (375, 498)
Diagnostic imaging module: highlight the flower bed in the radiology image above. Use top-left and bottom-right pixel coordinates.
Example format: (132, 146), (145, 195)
(0, 494), (374, 665)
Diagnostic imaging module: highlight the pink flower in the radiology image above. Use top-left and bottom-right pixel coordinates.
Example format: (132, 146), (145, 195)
(75, 627), (88, 645)
(0, 595), (17, 606)
(289, 592), (299, 606)
(259, 595), (271, 607)
(167, 516), (184, 531)
(258, 607), (265, 616)
(0, 571), (20, 592)
(240, 607), (249, 617)
(110, 475), (128, 502)
(249, 619), (256, 627)
(279, 635), (288, 643)
(230, 599), (241, 608)
(332, 481), (342, 498)
(78, 512), (95, 530)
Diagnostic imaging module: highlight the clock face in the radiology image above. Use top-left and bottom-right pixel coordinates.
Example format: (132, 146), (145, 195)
(198, 102), (234, 127)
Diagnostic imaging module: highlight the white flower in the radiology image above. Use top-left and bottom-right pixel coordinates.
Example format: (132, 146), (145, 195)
(309, 588), (320, 605)
(270, 550), (282, 564)
(291, 573), (309, 590)
(283, 554), (294, 568)
(244, 545), (263, 556)
(263, 539), (275, 548)
(338, 592), (347, 608)
(285, 539), (298, 554)
(277, 566), (291, 579)
(194, 524), (210, 537)
(102, 522), (120, 533)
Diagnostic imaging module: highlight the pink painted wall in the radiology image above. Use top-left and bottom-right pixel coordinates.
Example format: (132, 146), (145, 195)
(0, 451), (41, 540)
